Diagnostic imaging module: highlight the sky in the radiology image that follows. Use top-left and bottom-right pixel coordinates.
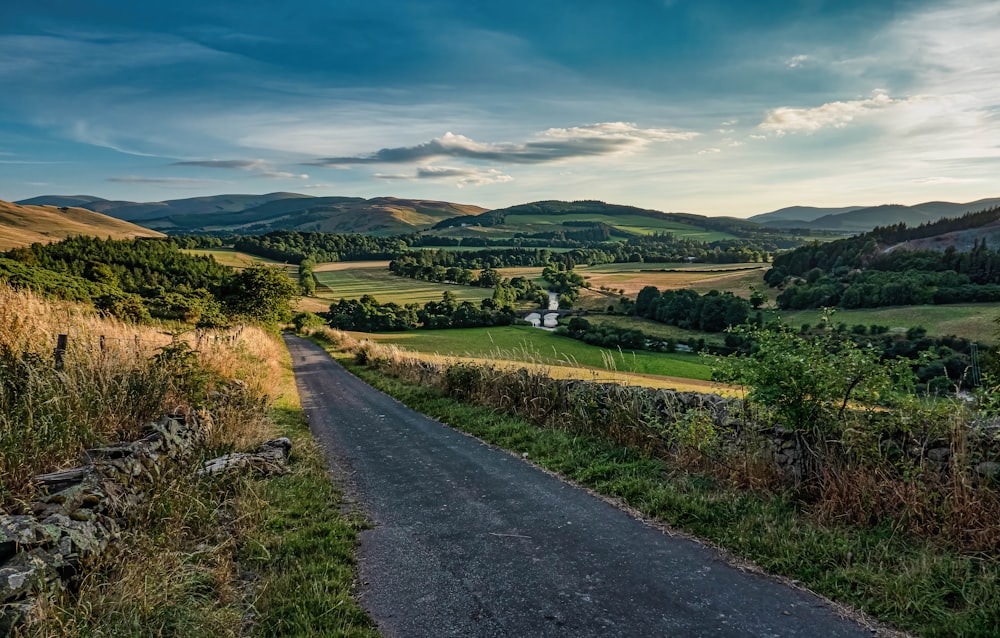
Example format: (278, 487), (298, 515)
(1, 0), (998, 217)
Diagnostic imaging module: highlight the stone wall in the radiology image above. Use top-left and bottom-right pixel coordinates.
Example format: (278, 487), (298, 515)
(0, 414), (291, 633)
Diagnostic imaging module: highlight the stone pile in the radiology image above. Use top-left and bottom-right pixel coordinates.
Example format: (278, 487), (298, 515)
(0, 414), (291, 633)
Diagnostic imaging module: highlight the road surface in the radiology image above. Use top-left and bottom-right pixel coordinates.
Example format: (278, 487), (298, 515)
(284, 335), (874, 637)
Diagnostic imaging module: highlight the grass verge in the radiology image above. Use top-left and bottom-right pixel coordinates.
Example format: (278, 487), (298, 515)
(238, 382), (378, 638)
(4, 278), (375, 636)
(329, 349), (999, 638)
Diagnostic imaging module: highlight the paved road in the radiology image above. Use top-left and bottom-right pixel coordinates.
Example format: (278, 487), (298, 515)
(285, 335), (873, 637)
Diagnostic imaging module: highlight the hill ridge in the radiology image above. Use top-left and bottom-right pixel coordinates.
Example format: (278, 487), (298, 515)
(0, 200), (165, 249)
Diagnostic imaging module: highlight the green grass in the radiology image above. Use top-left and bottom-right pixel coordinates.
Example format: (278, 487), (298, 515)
(338, 358), (1000, 638)
(313, 264), (493, 305)
(499, 213), (738, 240)
(584, 314), (727, 345)
(358, 325), (712, 380)
(579, 262), (768, 298)
(184, 248), (282, 268)
(416, 245), (576, 253)
(242, 403), (378, 638)
(771, 303), (1000, 344)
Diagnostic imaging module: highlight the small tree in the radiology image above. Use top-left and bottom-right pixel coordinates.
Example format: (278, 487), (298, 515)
(226, 264), (300, 325)
(713, 322), (910, 437)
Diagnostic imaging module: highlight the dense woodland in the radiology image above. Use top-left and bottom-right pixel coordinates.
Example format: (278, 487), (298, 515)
(231, 228), (779, 266)
(326, 291), (517, 332)
(766, 207), (1000, 309)
(0, 237), (298, 325)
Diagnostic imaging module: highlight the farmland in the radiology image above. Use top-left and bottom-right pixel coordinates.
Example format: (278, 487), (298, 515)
(353, 325), (714, 380)
(579, 262), (767, 297)
(184, 247), (282, 268)
(311, 261), (493, 305)
(488, 213), (737, 240)
(773, 303), (1000, 344)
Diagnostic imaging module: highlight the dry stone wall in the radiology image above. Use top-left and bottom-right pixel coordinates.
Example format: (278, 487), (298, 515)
(0, 414), (291, 633)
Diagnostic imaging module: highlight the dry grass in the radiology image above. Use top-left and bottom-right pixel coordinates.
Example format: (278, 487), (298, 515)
(0, 282), (284, 507)
(0, 200), (163, 250)
(579, 263), (768, 298)
(1, 280), (358, 637)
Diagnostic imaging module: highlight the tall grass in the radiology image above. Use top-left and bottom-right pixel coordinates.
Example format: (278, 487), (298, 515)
(4, 284), (373, 636)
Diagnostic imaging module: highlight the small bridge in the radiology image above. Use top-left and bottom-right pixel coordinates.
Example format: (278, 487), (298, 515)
(517, 308), (583, 328)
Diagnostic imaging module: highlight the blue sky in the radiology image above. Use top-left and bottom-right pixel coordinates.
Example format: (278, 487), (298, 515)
(1, 0), (998, 216)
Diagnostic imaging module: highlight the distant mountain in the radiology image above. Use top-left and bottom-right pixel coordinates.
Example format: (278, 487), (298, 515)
(16, 193), (486, 236)
(0, 200), (164, 249)
(749, 205), (865, 225)
(753, 198), (1000, 232)
(18, 192), (309, 222)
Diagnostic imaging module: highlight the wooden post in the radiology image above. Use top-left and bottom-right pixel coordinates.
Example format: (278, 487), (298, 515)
(99, 335), (106, 353)
(54, 334), (68, 370)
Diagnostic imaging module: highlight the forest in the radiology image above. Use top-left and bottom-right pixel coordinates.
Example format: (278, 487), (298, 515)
(0, 236), (298, 325)
(765, 206), (1000, 309)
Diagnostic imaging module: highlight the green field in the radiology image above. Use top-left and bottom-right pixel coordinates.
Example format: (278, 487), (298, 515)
(312, 262), (493, 305)
(578, 262), (767, 298)
(498, 213), (737, 240)
(584, 314), (726, 345)
(771, 303), (1000, 344)
(417, 245), (576, 253)
(184, 248), (282, 268)
(358, 325), (712, 380)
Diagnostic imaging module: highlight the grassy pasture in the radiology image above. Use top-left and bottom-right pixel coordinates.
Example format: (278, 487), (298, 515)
(311, 261), (493, 305)
(772, 303), (1000, 344)
(416, 244), (576, 253)
(353, 325), (713, 380)
(184, 247), (283, 268)
(498, 213), (738, 240)
(579, 262), (768, 297)
(584, 314), (727, 345)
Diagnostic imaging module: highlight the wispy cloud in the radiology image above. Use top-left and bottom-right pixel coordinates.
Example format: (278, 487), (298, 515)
(376, 165), (513, 188)
(785, 54), (811, 69)
(308, 122), (697, 167)
(107, 176), (222, 185)
(758, 90), (915, 134)
(172, 158), (309, 179)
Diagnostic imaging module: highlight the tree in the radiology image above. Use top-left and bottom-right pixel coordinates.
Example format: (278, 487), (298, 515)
(713, 322), (910, 437)
(226, 264), (300, 325)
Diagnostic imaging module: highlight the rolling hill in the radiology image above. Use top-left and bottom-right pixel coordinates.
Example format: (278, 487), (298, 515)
(748, 205), (865, 225)
(0, 200), (164, 249)
(17, 193), (486, 236)
(430, 200), (764, 241)
(752, 198), (1000, 232)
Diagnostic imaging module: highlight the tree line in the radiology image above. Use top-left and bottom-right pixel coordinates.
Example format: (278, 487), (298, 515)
(1, 237), (298, 326)
(765, 206), (1000, 309)
(326, 291), (517, 332)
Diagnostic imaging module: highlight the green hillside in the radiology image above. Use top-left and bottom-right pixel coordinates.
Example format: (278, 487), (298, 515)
(429, 200), (764, 241)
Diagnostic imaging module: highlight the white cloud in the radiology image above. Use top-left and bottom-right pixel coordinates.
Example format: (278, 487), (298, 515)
(758, 90), (915, 134)
(309, 122), (698, 167)
(376, 165), (513, 187)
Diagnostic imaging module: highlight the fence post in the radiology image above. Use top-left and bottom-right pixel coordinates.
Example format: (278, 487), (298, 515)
(54, 334), (68, 370)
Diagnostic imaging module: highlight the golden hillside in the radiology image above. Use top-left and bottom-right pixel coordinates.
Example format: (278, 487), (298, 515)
(0, 200), (164, 249)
